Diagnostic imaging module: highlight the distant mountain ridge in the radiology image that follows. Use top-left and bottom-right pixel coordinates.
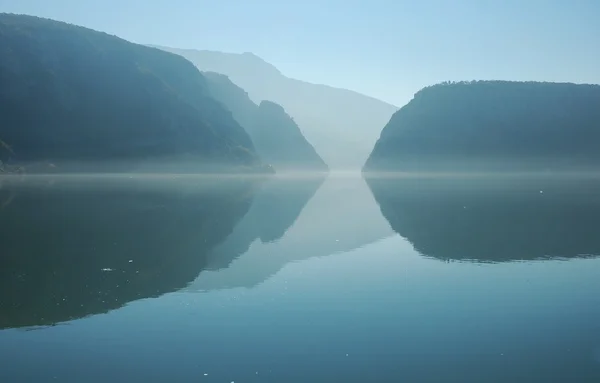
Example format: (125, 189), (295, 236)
(203, 72), (327, 171)
(364, 80), (600, 172)
(0, 14), (265, 172)
(150, 45), (398, 169)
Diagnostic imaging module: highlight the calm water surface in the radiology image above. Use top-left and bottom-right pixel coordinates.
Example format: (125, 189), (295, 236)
(1, 173), (600, 382)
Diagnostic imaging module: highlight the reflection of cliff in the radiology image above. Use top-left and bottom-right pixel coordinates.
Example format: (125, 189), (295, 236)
(366, 175), (600, 262)
(190, 176), (394, 291)
(206, 175), (325, 270)
(0, 176), (259, 329)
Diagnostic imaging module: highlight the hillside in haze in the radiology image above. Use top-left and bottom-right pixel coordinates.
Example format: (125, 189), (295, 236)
(151, 46), (398, 170)
(0, 14), (264, 172)
(204, 72), (327, 171)
(364, 81), (600, 172)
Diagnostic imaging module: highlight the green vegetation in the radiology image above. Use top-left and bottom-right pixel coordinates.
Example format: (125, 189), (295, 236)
(0, 14), (262, 171)
(204, 72), (328, 172)
(364, 81), (600, 172)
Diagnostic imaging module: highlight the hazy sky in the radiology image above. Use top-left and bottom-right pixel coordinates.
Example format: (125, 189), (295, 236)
(1, 0), (598, 106)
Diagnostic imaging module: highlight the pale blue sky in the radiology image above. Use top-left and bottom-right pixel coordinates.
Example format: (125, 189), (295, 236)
(1, 0), (598, 106)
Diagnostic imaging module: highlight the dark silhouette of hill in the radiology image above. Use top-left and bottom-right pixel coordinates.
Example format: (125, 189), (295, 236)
(203, 72), (327, 171)
(0, 14), (264, 172)
(0, 176), (261, 329)
(366, 175), (600, 262)
(150, 46), (398, 169)
(364, 81), (600, 172)
(205, 175), (326, 270)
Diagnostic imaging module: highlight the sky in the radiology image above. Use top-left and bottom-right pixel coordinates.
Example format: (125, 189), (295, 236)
(1, 0), (598, 106)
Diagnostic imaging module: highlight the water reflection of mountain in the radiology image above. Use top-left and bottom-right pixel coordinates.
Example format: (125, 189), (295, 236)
(206, 175), (326, 270)
(189, 175), (394, 291)
(366, 175), (600, 262)
(0, 176), (260, 329)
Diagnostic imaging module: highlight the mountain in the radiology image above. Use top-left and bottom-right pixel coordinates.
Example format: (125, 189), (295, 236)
(203, 72), (327, 171)
(364, 81), (600, 172)
(150, 46), (398, 170)
(366, 175), (600, 263)
(0, 14), (265, 173)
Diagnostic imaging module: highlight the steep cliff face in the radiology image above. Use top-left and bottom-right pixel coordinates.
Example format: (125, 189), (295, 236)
(364, 81), (600, 172)
(204, 72), (327, 171)
(152, 46), (398, 169)
(0, 14), (261, 171)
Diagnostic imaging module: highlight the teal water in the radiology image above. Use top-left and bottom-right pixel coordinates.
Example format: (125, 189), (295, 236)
(1, 174), (600, 382)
